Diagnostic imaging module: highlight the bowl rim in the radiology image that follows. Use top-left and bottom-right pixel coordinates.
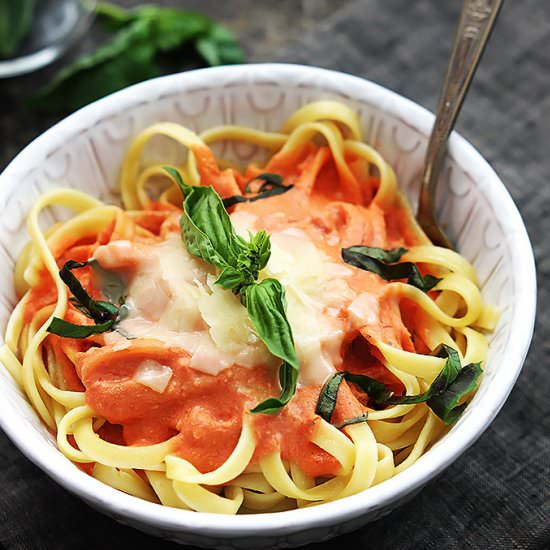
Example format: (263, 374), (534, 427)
(0, 63), (537, 537)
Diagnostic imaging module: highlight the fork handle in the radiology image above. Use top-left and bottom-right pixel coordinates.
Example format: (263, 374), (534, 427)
(417, 0), (503, 247)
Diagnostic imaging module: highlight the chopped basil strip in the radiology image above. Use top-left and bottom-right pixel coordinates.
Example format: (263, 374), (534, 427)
(47, 318), (116, 338)
(222, 173), (293, 209)
(316, 345), (481, 426)
(342, 245), (442, 292)
(316, 372), (346, 423)
(47, 260), (127, 338)
(334, 413), (369, 429)
(427, 362), (482, 424)
(165, 166), (299, 414)
(316, 371), (389, 423)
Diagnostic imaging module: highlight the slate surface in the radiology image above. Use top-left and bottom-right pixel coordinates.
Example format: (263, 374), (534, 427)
(1, 1), (548, 548)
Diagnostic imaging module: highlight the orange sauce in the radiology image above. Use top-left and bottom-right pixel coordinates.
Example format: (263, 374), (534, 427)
(26, 143), (430, 480)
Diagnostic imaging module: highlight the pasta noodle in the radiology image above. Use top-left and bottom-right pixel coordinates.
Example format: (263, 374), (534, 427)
(0, 101), (498, 514)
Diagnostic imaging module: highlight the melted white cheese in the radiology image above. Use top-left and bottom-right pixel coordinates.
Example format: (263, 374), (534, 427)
(102, 216), (356, 384)
(133, 360), (173, 393)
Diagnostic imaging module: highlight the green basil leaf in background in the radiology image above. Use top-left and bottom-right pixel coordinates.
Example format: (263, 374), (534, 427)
(47, 317), (115, 338)
(31, 17), (159, 113)
(31, 2), (244, 114)
(0, 0), (35, 58)
(196, 22), (245, 66)
(150, 9), (211, 51)
(342, 245), (442, 292)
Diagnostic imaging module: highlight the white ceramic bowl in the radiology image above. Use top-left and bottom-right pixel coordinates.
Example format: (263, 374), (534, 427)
(0, 64), (536, 549)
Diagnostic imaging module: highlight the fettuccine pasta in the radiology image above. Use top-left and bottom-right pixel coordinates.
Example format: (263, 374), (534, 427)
(0, 101), (498, 514)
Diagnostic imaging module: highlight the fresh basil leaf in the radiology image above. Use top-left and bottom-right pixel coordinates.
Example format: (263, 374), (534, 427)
(234, 230), (271, 285)
(149, 9), (210, 51)
(179, 186), (240, 270)
(0, 0), (35, 58)
(244, 279), (300, 414)
(242, 279), (298, 369)
(215, 266), (246, 290)
(47, 318), (115, 338)
(342, 245), (442, 292)
(248, 230), (271, 272)
(223, 173), (292, 209)
(164, 166), (190, 193)
(166, 166), (239, 268)
(166, 166), (299, 414)
(166, 167), (270, 290)
(250, 361), (298, 414)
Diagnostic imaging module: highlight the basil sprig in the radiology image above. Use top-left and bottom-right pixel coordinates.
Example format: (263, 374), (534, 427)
(316, 345), (482, 426)
(222, 173), (293, 209)
(47, 260), (127, 338)
(31, 2), (244, 114)
(342, 245), (441, 292)
(166, 167), (299, 413)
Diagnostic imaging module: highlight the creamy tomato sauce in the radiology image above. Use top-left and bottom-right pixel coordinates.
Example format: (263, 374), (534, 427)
(28, 143), (431, 479)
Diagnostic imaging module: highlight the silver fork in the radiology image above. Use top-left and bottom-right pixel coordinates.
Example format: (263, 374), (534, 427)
(416, 0), (503, 248)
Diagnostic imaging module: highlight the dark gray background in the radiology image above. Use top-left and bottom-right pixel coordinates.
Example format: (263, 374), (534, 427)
(1, 1), (548, 548)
